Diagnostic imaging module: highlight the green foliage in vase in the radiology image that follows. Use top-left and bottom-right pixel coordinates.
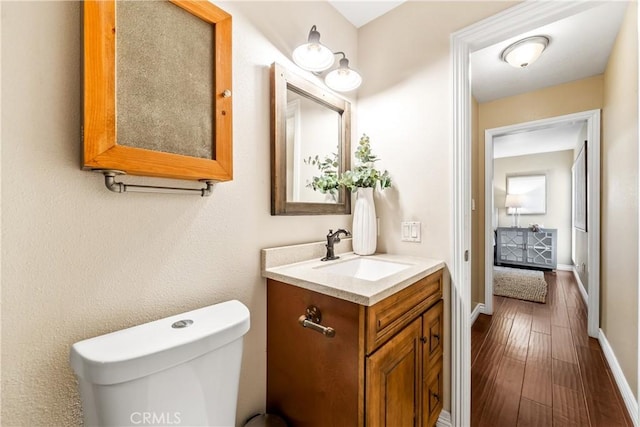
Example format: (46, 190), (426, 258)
(305, 134), (392, 196)
(304, 152), (340, 196)
(339, 134), (392, 192)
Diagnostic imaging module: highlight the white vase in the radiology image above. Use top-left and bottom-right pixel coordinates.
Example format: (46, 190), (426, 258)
(352, 187), (377, 255)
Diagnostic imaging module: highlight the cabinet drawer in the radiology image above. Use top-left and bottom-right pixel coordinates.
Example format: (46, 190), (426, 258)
(424, 359), (443, 427)
(423, 300), (443, 373)
(366, 270), (442, 355)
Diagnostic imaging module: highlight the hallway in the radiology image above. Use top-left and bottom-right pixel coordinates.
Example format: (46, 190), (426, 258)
(471, 270), (632, 426)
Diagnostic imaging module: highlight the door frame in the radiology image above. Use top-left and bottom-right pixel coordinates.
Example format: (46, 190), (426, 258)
(483, 110), (601, 337)
(450, 2), (602, 425)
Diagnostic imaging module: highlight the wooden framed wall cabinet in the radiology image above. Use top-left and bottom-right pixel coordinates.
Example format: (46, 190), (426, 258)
(83, 0), (233, 181)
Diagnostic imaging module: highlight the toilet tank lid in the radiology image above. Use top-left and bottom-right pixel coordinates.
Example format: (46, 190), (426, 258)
(70, 299), (250, 385)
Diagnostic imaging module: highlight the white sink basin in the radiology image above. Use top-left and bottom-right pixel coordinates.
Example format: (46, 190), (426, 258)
(314, 257), (411, 281)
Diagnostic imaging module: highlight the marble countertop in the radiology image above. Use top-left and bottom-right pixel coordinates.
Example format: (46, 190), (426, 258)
(261, 241), (445, 306)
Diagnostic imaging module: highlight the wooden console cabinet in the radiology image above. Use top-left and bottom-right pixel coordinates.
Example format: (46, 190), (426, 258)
(266, 269), (444, 427)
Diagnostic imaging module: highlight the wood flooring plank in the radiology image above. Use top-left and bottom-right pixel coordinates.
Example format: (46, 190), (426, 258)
(516, 300), (535, 316)
(521, 364), (552, 407)
(499, 297), (522, 319)
(582, 393), (630, 427)
(478, 356), (526, 427)
(552, 358), (582, 391)
(471, 339), (506, 426)
(552, 325), (577, 363)
(552, 384), (590, 426)
(504, 311), (532, 361)
(521, 332), (552, 406)
(527, 332), (551, 366)
(517, 398), (552, 427)
(545, 272), (564, 306)
(566, 305), (589, 348)
(483, 315), (514, 346)
(551, 300), (571, 327)
(472, 314), (493, 366)
(531, 304), (551, 335)
(545, 274), (557, 304)
(559, 272), (583, 309)
(473, 267), (631, 427)
(575, 344), (632, 427)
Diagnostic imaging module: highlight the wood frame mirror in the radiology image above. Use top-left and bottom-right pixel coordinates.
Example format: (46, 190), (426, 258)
(83, 0), (233, 181)
(270, 63), (351, 215)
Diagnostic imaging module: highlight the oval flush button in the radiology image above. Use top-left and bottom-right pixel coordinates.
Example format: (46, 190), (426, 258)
(171, 319), (194, 329)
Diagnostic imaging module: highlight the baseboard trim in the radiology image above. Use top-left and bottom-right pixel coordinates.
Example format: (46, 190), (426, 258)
(471, 303), (485, 325)
(571, 267), (588, 305)
(598, 329), (639, 427)
(557, 263), (573, 271)
(436, 410), (452, 427)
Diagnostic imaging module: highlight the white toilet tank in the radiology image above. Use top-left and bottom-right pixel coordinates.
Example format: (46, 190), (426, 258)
(70, 300), (250, 427)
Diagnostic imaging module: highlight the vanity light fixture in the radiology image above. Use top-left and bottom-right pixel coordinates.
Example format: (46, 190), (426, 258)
(501, 35), (550, 68)
(324, 52), (362, 92)
(292, 25), (335, 72)
(293, 25), (362, 92)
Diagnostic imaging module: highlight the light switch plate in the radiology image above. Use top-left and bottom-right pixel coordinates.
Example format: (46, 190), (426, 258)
(401, 221), (421, 242)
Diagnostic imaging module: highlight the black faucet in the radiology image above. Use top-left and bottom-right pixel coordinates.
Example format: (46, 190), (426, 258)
(321, 229), (351, 261)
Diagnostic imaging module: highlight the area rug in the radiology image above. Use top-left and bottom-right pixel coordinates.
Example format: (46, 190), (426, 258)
(493, 266), (547, 303)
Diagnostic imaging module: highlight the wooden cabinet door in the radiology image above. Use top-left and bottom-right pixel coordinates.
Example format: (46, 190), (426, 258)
(422, 301), (444, 427)
(423, 361), (443, 427)
(366, 318), (422, 427)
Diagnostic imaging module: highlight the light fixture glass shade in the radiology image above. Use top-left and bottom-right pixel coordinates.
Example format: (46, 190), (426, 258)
(292, 25), (335, 72)
(501, 36), (549, 68)
(293, 43), (335, 72)
(324, 57), (362, 92)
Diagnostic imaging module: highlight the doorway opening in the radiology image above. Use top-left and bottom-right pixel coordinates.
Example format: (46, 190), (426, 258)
(450, 2), (609, 425)
(482, 110), (601, 338)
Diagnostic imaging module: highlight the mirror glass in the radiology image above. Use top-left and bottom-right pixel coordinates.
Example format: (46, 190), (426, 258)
(285, 89), (341, 203)
(271, 63), (351, 215)
(506, 174), (547, 214)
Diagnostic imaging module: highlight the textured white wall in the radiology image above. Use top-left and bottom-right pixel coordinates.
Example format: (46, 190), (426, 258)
(1, 2), (356, 425)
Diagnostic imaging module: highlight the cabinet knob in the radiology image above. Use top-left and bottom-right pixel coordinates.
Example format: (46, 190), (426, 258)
(420, 336), (428, 343)
(431, 391), (440, 402)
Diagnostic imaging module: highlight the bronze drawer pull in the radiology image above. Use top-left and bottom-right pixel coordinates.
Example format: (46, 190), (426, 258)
(298, 306), (336, 338)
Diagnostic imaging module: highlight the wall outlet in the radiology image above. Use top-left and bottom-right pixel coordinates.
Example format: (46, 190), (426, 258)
(401, 221), (421, 242)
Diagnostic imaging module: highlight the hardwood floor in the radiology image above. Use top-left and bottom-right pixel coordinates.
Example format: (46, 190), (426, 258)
(471, 270), (632, 427)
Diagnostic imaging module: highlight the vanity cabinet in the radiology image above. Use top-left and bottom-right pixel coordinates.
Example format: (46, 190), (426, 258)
(266, 269), (443, 427)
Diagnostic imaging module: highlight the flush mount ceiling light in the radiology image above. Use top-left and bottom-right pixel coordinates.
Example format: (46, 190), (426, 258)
(292, 25), (362, 92)
(501, 35), (550, 69)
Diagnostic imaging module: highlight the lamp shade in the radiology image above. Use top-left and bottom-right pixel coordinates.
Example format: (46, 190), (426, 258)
(324, 57), (362, 92)
(292, 26), (335, 72)
(505, 194), (523, 208)
(501, 36), (549, 68)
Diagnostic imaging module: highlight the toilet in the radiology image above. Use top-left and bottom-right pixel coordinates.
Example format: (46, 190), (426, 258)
(70, 299), (250, 427)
